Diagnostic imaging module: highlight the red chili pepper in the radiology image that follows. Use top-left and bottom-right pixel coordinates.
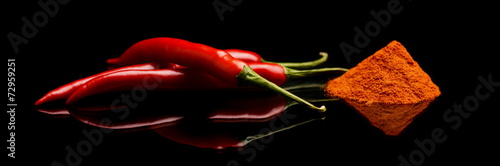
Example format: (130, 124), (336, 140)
(111, 37), (246, 85)
(107, 48), (329, 69)
(34, 63), (158, 106)
(65, 62), (347, 105)
(106, 37), (343, 111)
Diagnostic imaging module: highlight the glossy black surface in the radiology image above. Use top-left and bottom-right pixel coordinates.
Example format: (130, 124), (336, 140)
(6, 1), (499, 165)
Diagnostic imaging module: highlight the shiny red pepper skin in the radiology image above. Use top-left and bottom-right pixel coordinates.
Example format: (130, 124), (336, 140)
(224, 49), (262, 62)
(113, 37), (247, 85)
(247, 63), (286, 86)
(66, 62), (286, 104)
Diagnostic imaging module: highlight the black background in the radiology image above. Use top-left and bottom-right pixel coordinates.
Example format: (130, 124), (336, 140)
(5, 0), (499, 165)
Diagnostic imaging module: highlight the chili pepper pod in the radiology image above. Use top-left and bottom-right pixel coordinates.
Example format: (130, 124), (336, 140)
(99, 37), (342, 111)
(111, 37), (245, 85)
(65, 62), (347, 105)
(34, 63), (160, 106)
(107, 49), (329, 70)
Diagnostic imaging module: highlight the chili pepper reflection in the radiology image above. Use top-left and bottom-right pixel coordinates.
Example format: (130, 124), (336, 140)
(150, 93), (328, 150)
(66, 91), (330, 149)
(153, 114), (324, 150)
(66, 92), (287, 130)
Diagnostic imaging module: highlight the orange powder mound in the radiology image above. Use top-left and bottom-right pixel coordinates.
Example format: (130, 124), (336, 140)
(325, 40), (440, 136)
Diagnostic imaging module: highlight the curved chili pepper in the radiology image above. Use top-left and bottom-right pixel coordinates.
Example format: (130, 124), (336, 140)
(112, 37), (247, 85)
(34, 63), (158, 106)
(65, 62), (347, 104)
(65, 69), (230, 105)
(107, 37), (342, 111)
(107, 49), (329, 70)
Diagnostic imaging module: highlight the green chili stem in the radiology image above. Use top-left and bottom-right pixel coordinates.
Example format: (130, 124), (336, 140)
(242, 116), (326, 146)
(263, 52), (329, 69)
(283, 83), (328, 91)
(237, 66), (327, 112)
(284, 98), (340, 110)
(285, 67), (349, 80)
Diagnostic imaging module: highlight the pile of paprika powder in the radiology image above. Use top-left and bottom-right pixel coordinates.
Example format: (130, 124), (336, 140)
(325, 40), (440, 136)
